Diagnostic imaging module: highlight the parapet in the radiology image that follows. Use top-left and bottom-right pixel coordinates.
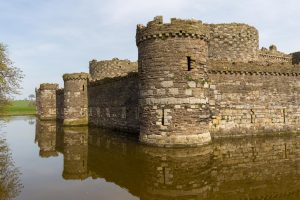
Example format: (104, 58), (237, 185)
(63, 72), (89, 81)
(39, 83), (59, 90)
(136, 16), (209, 46)
(89, 58), (137, 80)
(207, 23), (259, 62)
(258, 45), (292, 63)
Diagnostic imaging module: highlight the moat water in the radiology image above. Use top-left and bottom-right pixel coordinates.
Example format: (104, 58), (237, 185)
(1, 116), (300, 200)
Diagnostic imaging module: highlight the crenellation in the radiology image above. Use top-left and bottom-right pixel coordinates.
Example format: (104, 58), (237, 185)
(89, 58), (137, 80)
(36, 16), (300, 147)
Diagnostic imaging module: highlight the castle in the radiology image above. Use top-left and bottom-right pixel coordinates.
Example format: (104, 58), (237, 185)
(36, 16), (300, 147)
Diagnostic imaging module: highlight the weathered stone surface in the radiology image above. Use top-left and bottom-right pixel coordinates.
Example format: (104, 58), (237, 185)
(89, 58), (137, 80)
(36, 83), (58, 120)
(63, 73), (89, 126)
(36, 16), (300, 148)
(136, 16), (213, 147)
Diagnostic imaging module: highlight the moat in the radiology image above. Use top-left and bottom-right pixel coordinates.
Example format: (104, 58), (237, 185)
(1, 116), (300, 200)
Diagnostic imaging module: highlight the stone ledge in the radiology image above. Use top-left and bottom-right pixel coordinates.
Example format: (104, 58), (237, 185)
(63, 72), (90, 81)
(39, 83), (59, 90)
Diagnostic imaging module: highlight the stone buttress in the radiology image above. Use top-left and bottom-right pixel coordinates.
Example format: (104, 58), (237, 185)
(136, 16), (213, 147)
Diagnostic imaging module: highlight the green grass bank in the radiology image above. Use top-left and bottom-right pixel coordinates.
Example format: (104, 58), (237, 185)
(0, 100), (36, 116)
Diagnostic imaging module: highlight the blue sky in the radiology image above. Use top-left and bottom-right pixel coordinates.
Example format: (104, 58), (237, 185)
(1, 0), (299, 99)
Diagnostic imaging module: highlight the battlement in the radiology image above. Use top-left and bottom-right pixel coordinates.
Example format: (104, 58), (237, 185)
(62, 73), (89, 81)
(36, 16), (300, 148)
(88, 72), (138, 87)
(136, 16), (209, 45)
(207, 23), (259, 62)
(89, 58), (137, 80)
(208, 60), (300, 75)
(258, 45), (292, 63)
(39, 83), (59, 90)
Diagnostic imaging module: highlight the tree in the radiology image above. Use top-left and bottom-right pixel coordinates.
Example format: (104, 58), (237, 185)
(28, 94), (35, 101)
(0, 43), (24, 110)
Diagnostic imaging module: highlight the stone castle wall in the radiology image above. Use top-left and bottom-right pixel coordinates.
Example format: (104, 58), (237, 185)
(36, 16), (300, 147)
(36, 83), (58, 120)
(208, 61), (300, 136)
(88, 73), (139, 133)
(258, 45), (292, 63)
(136, 16), (212, 147)
(89, 58), (137, 80)
(63, 73), (89, 126)
(207, 23), (259, 62)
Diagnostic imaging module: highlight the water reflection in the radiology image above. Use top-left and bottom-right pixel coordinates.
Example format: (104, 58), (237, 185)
(0, 134), (22, 200)
(36, 120), (300, 200)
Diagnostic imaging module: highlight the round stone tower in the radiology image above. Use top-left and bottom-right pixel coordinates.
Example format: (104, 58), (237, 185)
(208, 23), (259, 62)
(63, 73), (89, 126)
(136, 16), (212, 147)
(37, 83), (58, 120)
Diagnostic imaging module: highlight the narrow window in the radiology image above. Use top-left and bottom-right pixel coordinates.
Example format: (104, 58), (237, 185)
(283, 109), (286, 123)
(162, 108), (165, 125)
(163, 167), (166, 184)
(187, 56), (192, 71)
(250, 109), (254, 123)
(83, 85), (85, 91)
(284, 143), (287, 159)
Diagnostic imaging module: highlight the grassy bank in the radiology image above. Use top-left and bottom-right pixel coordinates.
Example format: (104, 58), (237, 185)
(0, 100), (36, 116)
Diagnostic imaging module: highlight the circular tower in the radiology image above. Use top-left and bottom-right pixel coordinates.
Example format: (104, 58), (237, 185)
(63, 73), (89, 126)
(89, 58), (138, 80)
(208, 23), (259, 62)
(136, 16), (212, 147)
(37, 83), (58, 120)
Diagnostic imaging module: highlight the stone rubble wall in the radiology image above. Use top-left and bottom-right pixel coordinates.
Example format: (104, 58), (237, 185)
(136, 16), (212, 147)
(36, 16), (300, 148)
(209, 61), (300, 136)
(89, 58), (137, 80)
(258, 45), (292, 63)
(207, 23), (259, 62)
(63, 73), (89, 126)
(36, 83), (58, 120)
(88, 73), (139, 133)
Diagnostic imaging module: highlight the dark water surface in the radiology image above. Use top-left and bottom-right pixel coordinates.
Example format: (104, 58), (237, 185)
(1, 116), (300, 200)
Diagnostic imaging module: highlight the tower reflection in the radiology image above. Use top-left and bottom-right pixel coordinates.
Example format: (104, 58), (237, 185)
(35, 121), (300, 200)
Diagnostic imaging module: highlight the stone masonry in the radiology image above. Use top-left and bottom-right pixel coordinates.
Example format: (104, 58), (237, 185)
(36, 16), (300, 147)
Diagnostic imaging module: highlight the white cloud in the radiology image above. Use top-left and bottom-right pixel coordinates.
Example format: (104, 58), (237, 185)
(0, 0), (299, 98)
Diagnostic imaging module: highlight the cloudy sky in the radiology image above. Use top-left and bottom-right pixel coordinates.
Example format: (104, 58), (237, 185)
(1, 0), (299, 99)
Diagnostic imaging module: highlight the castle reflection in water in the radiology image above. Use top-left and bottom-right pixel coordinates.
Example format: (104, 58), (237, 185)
(35, 120), (300, 200)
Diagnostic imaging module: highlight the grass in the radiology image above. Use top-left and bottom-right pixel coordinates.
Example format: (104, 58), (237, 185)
(0, 100), (36, 116)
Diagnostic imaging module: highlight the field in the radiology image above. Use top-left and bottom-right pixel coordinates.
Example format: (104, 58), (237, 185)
(0, 100), (36, 116)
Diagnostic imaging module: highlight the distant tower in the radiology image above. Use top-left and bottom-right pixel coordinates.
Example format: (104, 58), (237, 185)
(37, 83), (58, 120)
(136, 16), (212, 147)
(63, 73), (89, 126)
